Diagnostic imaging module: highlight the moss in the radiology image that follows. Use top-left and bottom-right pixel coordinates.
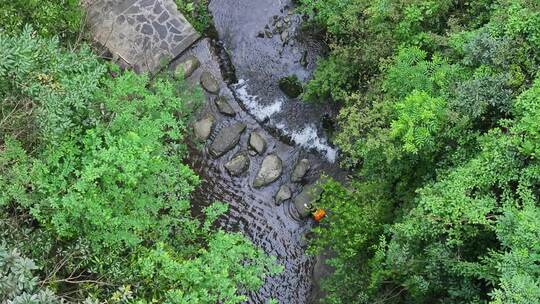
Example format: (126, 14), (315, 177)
(278, 75), (303, 98)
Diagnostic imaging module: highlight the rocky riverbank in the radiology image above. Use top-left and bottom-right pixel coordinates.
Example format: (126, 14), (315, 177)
(171, 3), (345, 299)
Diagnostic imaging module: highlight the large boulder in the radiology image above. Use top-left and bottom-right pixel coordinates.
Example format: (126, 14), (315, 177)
(193, 116), (214, 141)
(291, 158), (310, 182)
(175, 55), (200, 79)
(275, 184), (292, 205)
(224, 152), (250, 176)
(249, 131), (267, 155)
(293, 181), (324, 218)
(200, 71), (220, 94)
(214, 96), (236, 116)
(253, 154), (283, 188)
(209, 123), (246, 158)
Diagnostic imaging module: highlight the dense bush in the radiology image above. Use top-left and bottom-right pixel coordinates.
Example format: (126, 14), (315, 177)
(0, 0), (83, 41)
(299, 0), (540, 303)
(0, 25), (106, 147)
(0, 27), (279, 303)
(0, 246), (61, 303)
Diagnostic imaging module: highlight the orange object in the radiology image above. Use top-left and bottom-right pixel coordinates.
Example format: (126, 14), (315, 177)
(312, 209), (326, 222)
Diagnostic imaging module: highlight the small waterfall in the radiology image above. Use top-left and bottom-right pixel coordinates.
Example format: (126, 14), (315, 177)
(233, 79), (338, 163)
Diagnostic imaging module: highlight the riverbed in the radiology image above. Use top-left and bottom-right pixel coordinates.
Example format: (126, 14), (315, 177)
(172, 0), (345, 302)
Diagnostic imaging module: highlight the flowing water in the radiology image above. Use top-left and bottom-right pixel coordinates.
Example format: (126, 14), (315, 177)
(174, 0), (345, 302)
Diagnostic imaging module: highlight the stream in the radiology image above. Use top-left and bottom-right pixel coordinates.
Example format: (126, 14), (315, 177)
(171, 0), (345, 302)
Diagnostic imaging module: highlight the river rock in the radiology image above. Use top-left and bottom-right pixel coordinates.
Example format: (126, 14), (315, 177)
(275, 184), (292, 205)
(291, 159), (310, 182)
(175, 55), (200, 79)
(249, 131), (267, 155)
(209, 123), (246, 158)
(293, 181), (324, 218)
(300, 51), (308, 67)
(214, 96), (235, 116)
(193, 116), (214, 141)
(278, 75), (303, 98)
(275, 20), (283, 30)
(280, 31), (289, 43)
(225, 152), (250, 176)
(253, 154), (283, 188)
(200, 71), (220, 94)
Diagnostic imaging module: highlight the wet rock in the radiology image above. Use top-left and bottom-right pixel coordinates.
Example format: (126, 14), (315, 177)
(249, 131), (267, 155)
(291, 159), (310, 182)
(225, 152), (250, 176)
(257, 30), (265, 38)
(280, 31), (289, 43)
(209, 123), (246, 158)
(293, 181), (324, 218)
(275, 184), (292, 205)
(214, 96), (235, 116)
(278, 75), (303, 98)
(193, 116), (214, 141)
(200, 71), (220, 94)
(175, 55), (200, 79)
(300, 51), (308, 67)
(254, 154), (283, 188)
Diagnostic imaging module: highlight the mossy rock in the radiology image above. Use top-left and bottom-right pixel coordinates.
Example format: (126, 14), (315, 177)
(278, 75), (303, 98)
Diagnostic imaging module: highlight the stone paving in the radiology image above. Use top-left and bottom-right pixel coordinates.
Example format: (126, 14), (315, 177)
(84, 0), (199, 73)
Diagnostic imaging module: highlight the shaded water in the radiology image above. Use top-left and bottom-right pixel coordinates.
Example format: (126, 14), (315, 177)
(173, 1), (345, 302)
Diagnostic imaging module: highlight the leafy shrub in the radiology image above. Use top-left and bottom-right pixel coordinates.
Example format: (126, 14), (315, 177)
(309, 180), (392, 304)
(0, 0), (82, 42)
(383, 47), (463, 100)
(175, 0), (212, 33)
(0, 26), (106, 146)
(138, 231), (282, 303)
(0, 245), (60, 303)
(302, 54), (359, 102)
(390, 91), (447, 155)
(462, 30), (513, 68)
(452, 73), (514, 124)
(26, 71), (200, 251)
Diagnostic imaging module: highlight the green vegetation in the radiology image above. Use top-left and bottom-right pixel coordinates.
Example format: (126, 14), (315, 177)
(0, 246), (61, 303)
(0, 0), (82, 41)
(299, 0), (540, 303)
(175, 0), (213, 33)
(0, 9), (279, 304)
